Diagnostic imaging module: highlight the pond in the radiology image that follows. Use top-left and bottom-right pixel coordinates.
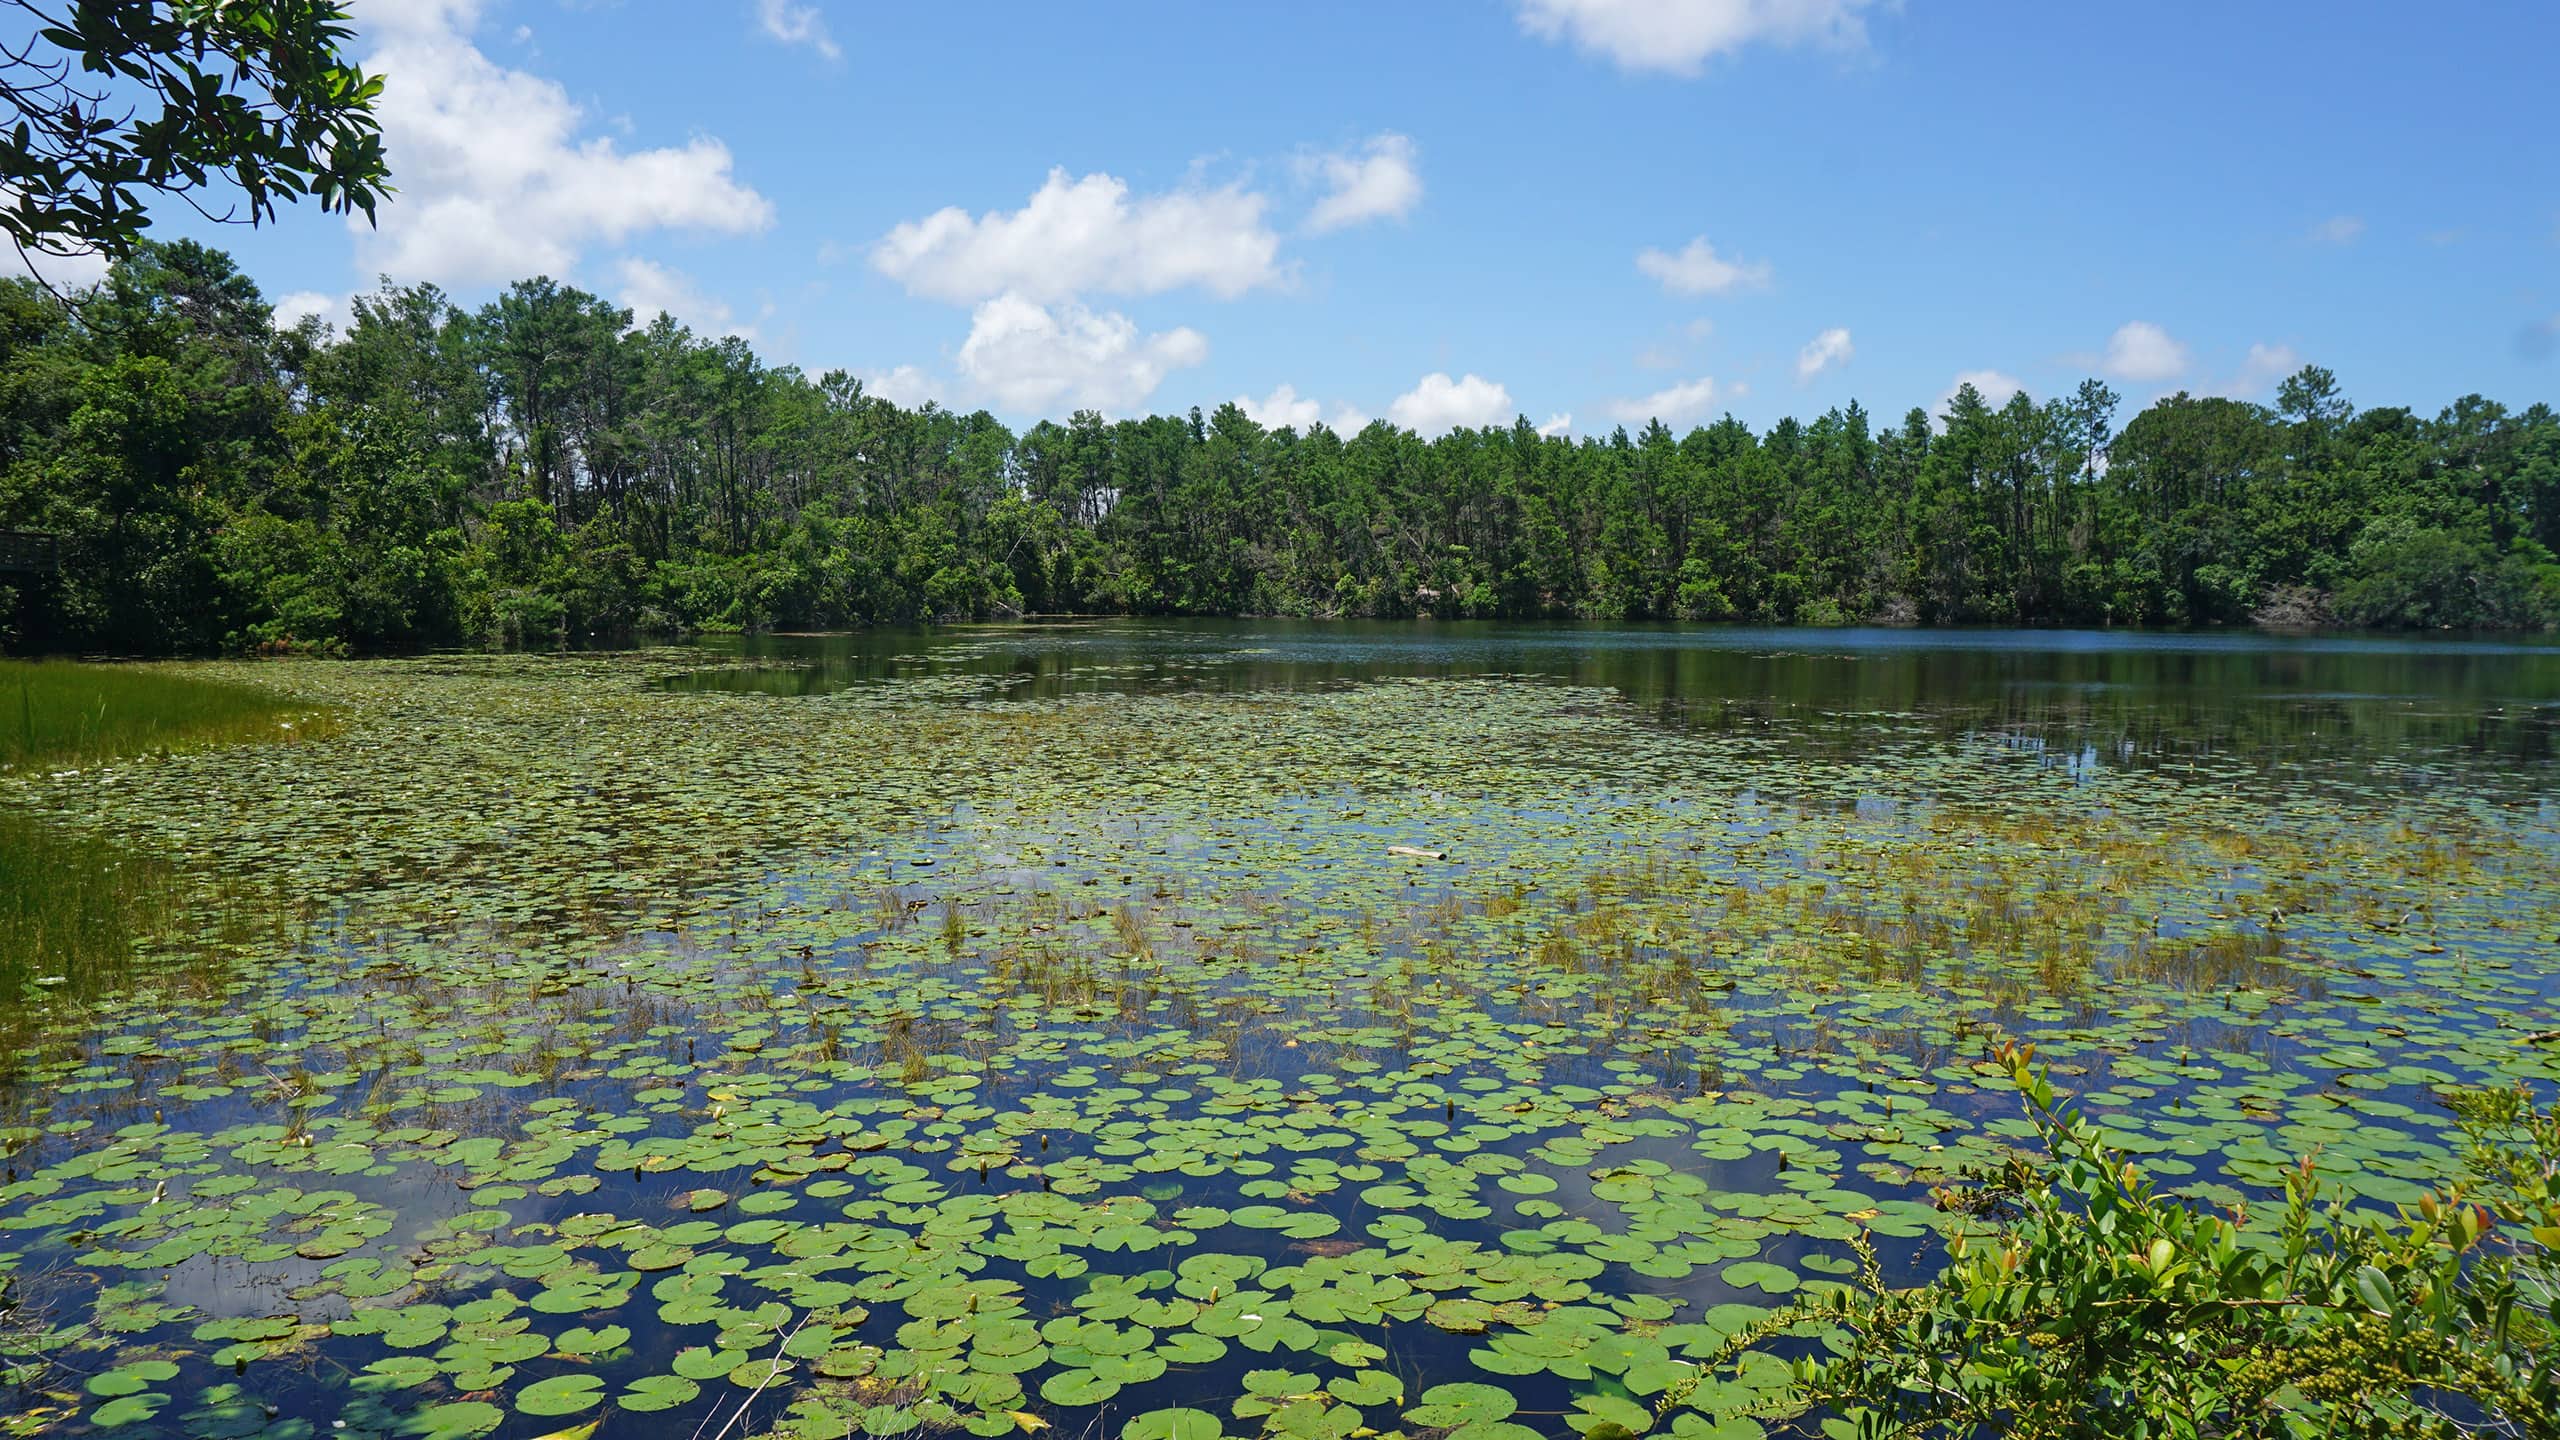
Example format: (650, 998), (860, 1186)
(5, 621), (2559, 1440)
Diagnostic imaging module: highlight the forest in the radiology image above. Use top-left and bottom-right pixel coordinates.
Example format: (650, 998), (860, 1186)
(4, 241), (2556, 655)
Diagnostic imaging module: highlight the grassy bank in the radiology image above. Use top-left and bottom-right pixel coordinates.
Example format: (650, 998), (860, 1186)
(1, 658), (334, 771)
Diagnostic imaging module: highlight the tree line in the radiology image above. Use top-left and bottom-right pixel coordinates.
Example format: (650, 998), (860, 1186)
(3, 242), (2555, 653)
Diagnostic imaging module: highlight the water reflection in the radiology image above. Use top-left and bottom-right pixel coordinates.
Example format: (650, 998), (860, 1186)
(657, 621), (2560, 786)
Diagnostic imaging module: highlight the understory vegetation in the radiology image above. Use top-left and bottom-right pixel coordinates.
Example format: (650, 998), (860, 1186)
(2, 246), (2555, 654)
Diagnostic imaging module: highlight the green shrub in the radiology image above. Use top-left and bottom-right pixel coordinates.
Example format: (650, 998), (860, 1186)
(1692, 1046), (2559, 1437)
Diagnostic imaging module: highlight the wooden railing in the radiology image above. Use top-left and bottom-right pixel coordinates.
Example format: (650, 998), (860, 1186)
(0, 530), (61, 576)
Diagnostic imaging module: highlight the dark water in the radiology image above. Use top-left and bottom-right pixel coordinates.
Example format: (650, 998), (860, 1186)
(663, 620), (2560, 787)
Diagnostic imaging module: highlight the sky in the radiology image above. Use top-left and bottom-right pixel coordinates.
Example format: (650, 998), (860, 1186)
(19, 0), (2560, 435)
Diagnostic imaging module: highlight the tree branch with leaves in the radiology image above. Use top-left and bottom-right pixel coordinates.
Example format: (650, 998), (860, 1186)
(0, 0), (388, 288)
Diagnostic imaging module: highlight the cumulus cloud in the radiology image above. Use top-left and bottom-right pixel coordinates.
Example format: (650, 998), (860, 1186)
(1233, 384), (1370, 433)
(2309, 215), (2365, 246)
(852, 365), (946, 409)
(272, 290), (351, 332)
(1237, 383), (1322, 430)
(1299, 133), (1423, 233)
(1537, 413), (1574, 438)
(1636, 236), (1771, 297)
(346, 0), (773, 288)
(1387, 373), (1515, 433)
(1607, 376), (1719, 425)
(754, 0), (840, 59)
(873, 169), (1282, 305)
(1517, 0), (1882, 75)
(0, 186), (110, 290)
(954, 292), (1207, 414)
(1936, 369), (2025, 424)
(2100, 321), (2189, 383)
(1795, 326), (1853, 382)
(2, 244), (108, 292)
(2218, 342), (2303, 398)
(616, 258), (756, 342)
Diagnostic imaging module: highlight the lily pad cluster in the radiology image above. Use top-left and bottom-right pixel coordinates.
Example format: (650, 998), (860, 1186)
(1, 640), (2555, 1439)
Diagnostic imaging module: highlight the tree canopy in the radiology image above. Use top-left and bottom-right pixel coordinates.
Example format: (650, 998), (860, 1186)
(2, 248), (2555, 652)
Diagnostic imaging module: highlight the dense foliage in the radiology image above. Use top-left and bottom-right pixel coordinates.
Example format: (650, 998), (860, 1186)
(1706, 1050), (2560, 1438)
(0, 1), (387, 278)
(2, 246), (2555, 653)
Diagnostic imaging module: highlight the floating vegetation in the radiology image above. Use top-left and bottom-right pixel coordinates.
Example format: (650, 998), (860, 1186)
(0, 631), (2555, 1439)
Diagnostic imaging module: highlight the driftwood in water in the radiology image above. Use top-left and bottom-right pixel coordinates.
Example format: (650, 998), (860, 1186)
(1386, 845), (1445, 861)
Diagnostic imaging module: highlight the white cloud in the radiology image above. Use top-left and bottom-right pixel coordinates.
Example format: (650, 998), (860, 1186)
(2309, 214), (2365, 245)
(1607, 376), (1719, 425)
(0, 185), (111, 290)
(854, 365), (946, 409)
(1517, 0), (1882, 75)
(754, 0), (840, 59)
(272, 290), (350, 332)
(615, 258), (755, 342)
(1387, 372), (1514, 433)
(347, 0), (773, 288)
(1795, 326), (1853, 381)
(1299, 133), (1423, 233)
(1537, 412), (1574, 438)
(874, 169), (1282, 305)
(2218, 342), (2302, 399)
(4, 242), (110, 291)
(2100, 321), (2189, 383)
(1234, 384), (1369, 433)
(954, 292), (1207, 414)
(1237, 384), (1319, 429)
(1636, 236), (1771, 297)
(1936, 369), (2025, 425)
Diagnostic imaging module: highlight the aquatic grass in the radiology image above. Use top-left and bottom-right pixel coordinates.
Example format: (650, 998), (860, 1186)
(0, 810), (183, 1002)
(0, 808), (311, 1061)
(0, 658), (335, 771)
(1, 660), (329, 1053)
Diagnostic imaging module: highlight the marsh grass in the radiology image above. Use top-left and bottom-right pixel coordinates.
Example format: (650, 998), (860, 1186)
(0, 811), (180, 994)
(0, 811), (304, 1057)
(1, 659), (335, 771)
(1, 661), (327, 1033)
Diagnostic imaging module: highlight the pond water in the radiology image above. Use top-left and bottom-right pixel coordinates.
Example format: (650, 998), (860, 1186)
(5, 622), (2559, 1440)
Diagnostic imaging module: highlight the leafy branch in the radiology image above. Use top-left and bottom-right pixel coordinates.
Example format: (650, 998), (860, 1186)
(1, 0), (389, 290)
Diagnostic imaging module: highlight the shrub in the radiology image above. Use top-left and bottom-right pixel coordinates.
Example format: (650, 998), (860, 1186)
(1691, 1046), (2560, 1437)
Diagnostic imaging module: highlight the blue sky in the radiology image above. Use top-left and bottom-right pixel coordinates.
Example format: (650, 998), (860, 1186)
(54, 0), (2560, 433)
